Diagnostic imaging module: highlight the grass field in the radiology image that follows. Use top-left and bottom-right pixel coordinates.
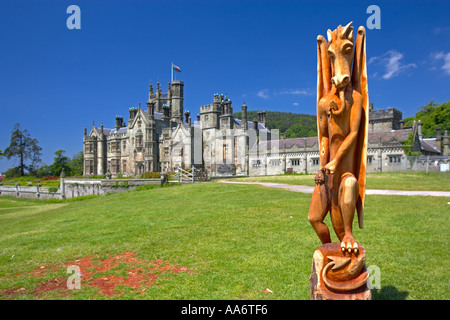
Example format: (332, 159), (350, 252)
(227, 171), (450, 192)
(0, 175), (449, 300)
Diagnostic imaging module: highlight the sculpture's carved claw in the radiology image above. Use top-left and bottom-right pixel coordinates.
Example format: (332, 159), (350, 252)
(342, 235), (358, 255)
(347, 242), (352, 253)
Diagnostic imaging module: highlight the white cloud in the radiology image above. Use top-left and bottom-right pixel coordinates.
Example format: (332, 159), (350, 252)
(256, 89), (269, 99)
(279, 88), (313, 96)
(255, 87), (313, 99)
(434, 26), (450, 34)
(292, 102), (299, 106)
(369, 50), (416, 79)
(430, 51), (450, 75)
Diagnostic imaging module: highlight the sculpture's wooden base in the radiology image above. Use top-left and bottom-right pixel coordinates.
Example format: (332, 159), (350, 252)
(310, 243), (372, 300)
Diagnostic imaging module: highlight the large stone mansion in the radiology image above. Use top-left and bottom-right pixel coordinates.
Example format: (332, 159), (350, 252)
(83, 80), (450, 177)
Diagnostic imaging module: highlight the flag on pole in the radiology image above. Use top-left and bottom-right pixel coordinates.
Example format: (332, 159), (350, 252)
(172, 64), (181, 72)
(171, 62), (181, 83)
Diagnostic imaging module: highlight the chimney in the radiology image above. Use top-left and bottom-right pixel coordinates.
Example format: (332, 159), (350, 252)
(128, 107), (137, 126)
(147, 101), (155, 119)
(241, 102), (248, 130)
(115, 116), (123, 130)
(197, 114), (200, 122)
(369, 102), (374, 110)
(184, 110), (190, 124)
(84, 127), (87, 136)
(162, 105), (170, 121)
(443, 130), (450, 156)
(436, 127), (442, 152)
(253, 120), (258, 130)
(418, 120), (423, 139)
(257, 111), (266, 127)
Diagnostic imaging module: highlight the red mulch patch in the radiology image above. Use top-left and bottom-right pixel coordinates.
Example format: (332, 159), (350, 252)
(2, 251), (191, 298)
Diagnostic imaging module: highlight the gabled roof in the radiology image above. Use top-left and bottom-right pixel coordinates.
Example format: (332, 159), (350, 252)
(367, 128), (412, 145)
(261, 128), (414, 152)
(420, 138), (441, 154)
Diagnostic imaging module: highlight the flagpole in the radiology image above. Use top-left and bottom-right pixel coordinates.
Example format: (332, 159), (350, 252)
(171, 62), (173, 83)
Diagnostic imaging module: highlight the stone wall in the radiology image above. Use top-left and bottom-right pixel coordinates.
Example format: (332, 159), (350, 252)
(247, 152), (450, 176)
(0, 185), (63, 200)
(0, 178), (163, 200)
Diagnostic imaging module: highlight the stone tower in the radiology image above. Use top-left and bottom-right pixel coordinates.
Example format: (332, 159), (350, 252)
(146, 97), (158, 172)
(200, 94), (222, 129)
(368, 103), (403, 132)
(170, 80), (184, 125)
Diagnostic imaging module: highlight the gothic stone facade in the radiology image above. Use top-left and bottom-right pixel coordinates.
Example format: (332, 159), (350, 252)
(83, 81), (449, 177)
(83, 81), (270, 177)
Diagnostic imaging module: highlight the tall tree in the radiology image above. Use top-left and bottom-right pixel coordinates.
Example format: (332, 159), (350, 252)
(69, 151), (84, 176)
(49, 149), (72, 176)
(3, 123), (42, 176)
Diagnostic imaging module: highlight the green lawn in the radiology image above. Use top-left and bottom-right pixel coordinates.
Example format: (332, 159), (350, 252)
(0, 182), (448, 300)
(227, 171), (450, 192)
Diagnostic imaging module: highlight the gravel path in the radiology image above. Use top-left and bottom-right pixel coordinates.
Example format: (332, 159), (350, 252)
(219, 181), (450, 197)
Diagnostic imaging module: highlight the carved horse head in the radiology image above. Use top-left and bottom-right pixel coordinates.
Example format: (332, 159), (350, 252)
(327, 22), (354, 89)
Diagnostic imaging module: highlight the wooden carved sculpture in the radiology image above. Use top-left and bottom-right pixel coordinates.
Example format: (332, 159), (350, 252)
(308, 22), (370, 299)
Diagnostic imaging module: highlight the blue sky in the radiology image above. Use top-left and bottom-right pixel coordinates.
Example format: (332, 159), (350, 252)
(1, 0), (450, 171)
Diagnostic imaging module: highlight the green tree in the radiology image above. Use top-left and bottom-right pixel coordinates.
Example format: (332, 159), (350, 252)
(36, 164), (52, 178)
(233, 110), (317, 138)
(3, 123), (42, 176)
(3, 167), (21, 178)
(69, 151), (84, 176)
(401, 133), (422, 157)
(49, 150), (72, 176)
(404, 101), (450, 137)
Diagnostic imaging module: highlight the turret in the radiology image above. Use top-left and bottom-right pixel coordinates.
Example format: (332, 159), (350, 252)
(147, 101), (155, 119)
(170, 80), (184, 124)
(149, 83), (153, 96)
(241, 102), (248, 131)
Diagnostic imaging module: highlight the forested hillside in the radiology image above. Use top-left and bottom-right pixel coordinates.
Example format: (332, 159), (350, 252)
(234, 100), (449, 140)
(233, 110), (317, 138)
(403, 101), (450, 138)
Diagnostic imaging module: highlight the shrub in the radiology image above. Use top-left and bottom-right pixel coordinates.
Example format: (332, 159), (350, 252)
(3, 167), (21, 178)
(42, 176), (59, 181)
(111, 181), (130, 188)
(140, 172), (161, 179)
(48, 187), (58, 193)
